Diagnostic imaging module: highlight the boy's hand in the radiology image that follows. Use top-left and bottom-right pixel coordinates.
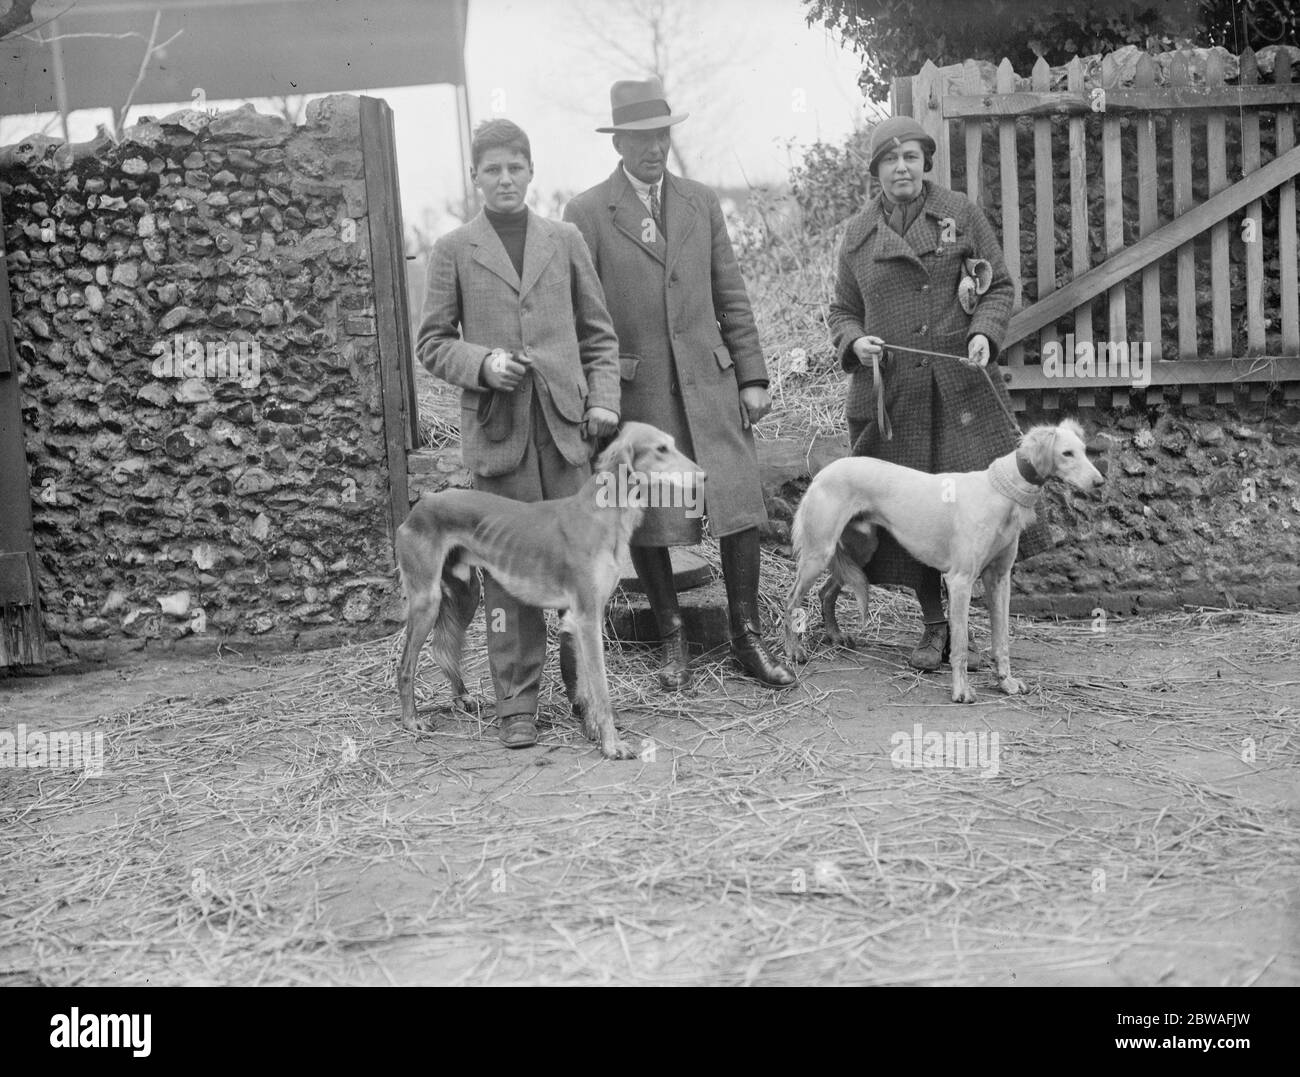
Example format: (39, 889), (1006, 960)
(482, 349), (533, 391)
(583, 406), (618, 439)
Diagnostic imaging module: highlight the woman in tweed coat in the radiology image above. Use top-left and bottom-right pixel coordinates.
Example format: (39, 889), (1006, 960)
(828, 116), (1049, 671)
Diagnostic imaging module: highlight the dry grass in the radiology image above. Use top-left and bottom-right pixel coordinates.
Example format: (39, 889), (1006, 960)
(2, 577), (1296, 985)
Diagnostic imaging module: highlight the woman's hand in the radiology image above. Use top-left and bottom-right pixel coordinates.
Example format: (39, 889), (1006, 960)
(481, 348), (532, 391)
(964, 334), (990, 368)
(851, 335), (885, 365)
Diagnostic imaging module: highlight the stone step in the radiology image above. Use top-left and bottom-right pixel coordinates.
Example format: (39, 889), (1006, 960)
(606, 577), (731, 650)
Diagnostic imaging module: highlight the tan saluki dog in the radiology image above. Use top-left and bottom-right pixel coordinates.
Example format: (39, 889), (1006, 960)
(784, 420), (1104, 703)
(396, 422), (703, 758)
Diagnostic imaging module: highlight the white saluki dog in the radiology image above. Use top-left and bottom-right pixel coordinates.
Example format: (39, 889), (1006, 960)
(396, 422), (702, 758)
(784, 419), (1104, 702)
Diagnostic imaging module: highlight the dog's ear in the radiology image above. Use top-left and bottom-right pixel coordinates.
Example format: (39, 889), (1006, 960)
(1021, 425), (1058, 478)
(593, 424), (632, 472)
(1061, 417), (1086, 444)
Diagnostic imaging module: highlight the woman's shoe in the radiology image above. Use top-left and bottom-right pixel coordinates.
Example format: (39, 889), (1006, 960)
(909, 620), (985, 672)
(909, 620), (948, 672)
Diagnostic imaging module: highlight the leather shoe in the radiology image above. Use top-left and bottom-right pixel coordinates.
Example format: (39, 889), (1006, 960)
(730, 623), (796, 687)
(909, 621), (983, 672)
(499, 712), (538, 748)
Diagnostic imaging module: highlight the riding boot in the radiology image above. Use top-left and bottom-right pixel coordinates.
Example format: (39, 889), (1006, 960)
(720, 528), (795, 687)
(629, 545), (691, 690)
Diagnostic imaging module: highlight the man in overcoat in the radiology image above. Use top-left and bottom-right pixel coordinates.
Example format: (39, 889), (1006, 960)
(418, 119), (621, 747)
(565, 78), (793, 689)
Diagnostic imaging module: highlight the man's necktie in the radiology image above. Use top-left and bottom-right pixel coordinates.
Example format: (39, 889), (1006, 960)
(650, 183), (665, 239)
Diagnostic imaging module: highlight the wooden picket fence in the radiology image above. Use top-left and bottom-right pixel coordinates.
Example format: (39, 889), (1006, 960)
(893, 48), (1300, 410)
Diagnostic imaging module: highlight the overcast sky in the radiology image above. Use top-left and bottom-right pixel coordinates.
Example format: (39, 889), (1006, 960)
(2, 0), (878, 235)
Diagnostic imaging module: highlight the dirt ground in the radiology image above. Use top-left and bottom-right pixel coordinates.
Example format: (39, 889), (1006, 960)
(1, 593), (1297, 986)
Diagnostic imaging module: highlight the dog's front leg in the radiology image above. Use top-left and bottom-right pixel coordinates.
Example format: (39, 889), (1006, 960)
(568, 609), (635, 760)
(982, 563), (1025, 696)
(945, 573), (977, 703)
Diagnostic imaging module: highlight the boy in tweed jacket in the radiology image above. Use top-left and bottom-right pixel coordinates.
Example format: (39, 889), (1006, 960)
(417, 119), (620, 748)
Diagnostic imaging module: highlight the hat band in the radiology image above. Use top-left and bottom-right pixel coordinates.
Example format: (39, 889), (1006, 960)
(610, 99), (671, 126)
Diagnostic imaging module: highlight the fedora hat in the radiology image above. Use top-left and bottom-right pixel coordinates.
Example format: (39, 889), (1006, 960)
(596, 77), (689, 133)
(868, 116), (936, 173)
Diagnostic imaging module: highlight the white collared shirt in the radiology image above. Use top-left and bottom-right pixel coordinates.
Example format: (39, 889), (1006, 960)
(621, 164), (663, 216)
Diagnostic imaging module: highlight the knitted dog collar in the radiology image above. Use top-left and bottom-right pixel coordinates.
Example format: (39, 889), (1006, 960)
(989, 453), (1043, 507)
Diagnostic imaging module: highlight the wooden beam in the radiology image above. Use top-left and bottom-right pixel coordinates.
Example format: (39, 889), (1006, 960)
(1004, 143), (1300, 347)
(1005, 355), (1300, 392)
(943, 83), (1300, 119)
(360, 96), (415, 544)
(0, 195), (46, 666)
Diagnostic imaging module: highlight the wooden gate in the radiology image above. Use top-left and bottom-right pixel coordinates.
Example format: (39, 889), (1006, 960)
(893, 47), (1300, 410)
(0, 198), (46, 667)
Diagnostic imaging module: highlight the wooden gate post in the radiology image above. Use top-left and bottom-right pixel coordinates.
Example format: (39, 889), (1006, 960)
(359, 95), (420, 542)
(912, 60), (951, 189)
(0, 197), (47, 667)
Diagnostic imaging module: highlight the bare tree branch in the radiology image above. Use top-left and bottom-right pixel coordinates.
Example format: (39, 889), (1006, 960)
(114, 13), (185, 137)
(560, 0), (745, 180)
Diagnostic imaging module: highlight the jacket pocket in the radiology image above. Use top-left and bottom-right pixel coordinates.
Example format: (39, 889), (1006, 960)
(547, 379), (587, 422)
(714, 344), (734, 371)
(475, 390), (511, 442)
(619, 354), (641, 381)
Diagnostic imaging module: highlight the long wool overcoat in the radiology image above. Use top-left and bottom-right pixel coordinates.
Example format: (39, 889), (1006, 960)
(564, 167), (769, 545)
(828, 181), (1050, 588)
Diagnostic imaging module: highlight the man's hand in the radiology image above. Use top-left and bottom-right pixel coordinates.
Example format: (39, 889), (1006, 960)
(583, 406), (619, 440)
(740, 385), (771, 428)
(481, 349), (533, 391)
(964, 334), (990, 368)
(851, 335), (885, 364)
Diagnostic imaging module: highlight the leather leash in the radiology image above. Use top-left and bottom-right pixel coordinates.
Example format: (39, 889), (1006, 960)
(872, 341), (1021, 440)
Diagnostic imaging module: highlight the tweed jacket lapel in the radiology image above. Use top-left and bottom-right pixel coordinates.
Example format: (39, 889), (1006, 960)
(848, 182), (965, 275)
(467, 211), (520, 291)
(607, 167), (666, 266)
(663, 171), (698, 276)
(518, 210), (557, 300)
(846, 199), (923, 274)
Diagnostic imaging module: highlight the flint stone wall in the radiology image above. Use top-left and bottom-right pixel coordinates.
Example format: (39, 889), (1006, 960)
(2, 97), (404, 663)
